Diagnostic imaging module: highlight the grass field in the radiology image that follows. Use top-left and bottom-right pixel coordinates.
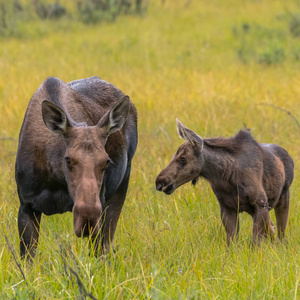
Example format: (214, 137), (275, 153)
(0, 0), (300, 298)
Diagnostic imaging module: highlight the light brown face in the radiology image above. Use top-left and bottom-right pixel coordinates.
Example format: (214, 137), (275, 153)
(64, 126), (109, 238)
(156, 119), (204, 195)
(156, 142), (202, 194)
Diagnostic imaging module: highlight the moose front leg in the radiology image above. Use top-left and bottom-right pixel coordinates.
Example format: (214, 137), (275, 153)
(91, 195), (126, 256)
(102, 171), (131, 253)
(93, 168), (131, 255)
(220, 206), (239, 246)
(18, 204), (41, 259)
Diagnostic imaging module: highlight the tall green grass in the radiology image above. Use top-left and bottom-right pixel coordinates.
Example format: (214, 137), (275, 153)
(0, 0), (299, 298)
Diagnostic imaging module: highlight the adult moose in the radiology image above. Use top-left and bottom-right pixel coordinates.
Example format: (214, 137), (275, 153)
(15, 76), (137, 259)
(156, 120), (294, 246)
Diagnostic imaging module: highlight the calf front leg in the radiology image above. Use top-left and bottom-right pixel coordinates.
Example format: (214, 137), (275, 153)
(18, 204), (41, 259)
(252, 203), (274, 245)
(220, 206), (239, 246)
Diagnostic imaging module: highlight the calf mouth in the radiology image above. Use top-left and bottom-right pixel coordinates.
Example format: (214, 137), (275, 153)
(163, 184), (175, 195)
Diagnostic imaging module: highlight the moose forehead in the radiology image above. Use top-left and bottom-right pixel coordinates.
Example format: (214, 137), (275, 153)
(173, 142), (200, 159)
(173, 143), (190, 159)
(67, 126), (106, 154)
(175, 145), (187, 156)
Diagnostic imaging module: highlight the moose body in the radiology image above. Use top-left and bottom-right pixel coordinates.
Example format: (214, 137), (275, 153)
(15, 76), (137, 258)
(156, 120), (294, 245)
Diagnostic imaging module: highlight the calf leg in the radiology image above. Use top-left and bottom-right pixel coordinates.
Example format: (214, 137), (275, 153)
(18, 204), (41, 259)
(220, 206), (239, 246)
(267, 220), (276, 240)
(252, 190), (278, 245)
(275, 189), (289, 240)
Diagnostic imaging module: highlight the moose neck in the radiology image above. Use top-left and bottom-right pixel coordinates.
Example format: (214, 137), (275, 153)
(199, 145), (236, 185)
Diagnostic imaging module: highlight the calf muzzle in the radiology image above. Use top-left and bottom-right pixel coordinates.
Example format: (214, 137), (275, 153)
(155, 175), (175, 195)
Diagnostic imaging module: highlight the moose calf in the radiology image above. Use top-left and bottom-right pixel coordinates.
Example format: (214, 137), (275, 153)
(156, 120), (294, 245)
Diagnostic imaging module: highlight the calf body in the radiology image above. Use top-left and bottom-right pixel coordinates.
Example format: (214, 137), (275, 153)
(156, 120), (294, 245)
(15, 76), (138, 258)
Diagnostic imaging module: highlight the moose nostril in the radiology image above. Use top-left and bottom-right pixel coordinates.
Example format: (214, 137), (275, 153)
(156, 181), (165, 191)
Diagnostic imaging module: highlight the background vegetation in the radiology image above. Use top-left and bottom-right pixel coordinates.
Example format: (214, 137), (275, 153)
(0, 0), (299, 298)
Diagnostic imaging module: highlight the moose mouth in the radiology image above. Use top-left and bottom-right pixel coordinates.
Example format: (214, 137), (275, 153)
(74, 218), (100, 238)
(163, 184), (175, 195)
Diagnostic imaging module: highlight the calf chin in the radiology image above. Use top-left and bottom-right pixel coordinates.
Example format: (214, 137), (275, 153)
(163, 184), (175, 195)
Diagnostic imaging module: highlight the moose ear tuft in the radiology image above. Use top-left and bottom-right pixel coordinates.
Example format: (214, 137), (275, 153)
(97, 95), (130, 136)
(42, 100), (72, 135)
(176, 118), (203, 150)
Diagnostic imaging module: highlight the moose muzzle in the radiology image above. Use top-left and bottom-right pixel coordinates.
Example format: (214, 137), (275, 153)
(155, 172), (176, 195)
(73, 200), (102, 238)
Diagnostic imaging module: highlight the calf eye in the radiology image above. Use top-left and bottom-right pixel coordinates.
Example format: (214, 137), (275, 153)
(179, 157), (186, 166)
(65, 157), (71, 165)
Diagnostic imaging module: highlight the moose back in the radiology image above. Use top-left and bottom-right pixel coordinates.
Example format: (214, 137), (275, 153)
(15, 76), (137, 258)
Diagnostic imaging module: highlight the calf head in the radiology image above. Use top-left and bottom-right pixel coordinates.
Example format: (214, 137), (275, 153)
(156, 119), (204, 194)
(42, 96), (130, 238)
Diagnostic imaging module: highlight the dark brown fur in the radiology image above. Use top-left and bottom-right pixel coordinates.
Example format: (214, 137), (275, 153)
(156, 120), (294, 245)
(15, 76), (138, 258)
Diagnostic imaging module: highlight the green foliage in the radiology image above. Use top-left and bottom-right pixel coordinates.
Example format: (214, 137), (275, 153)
(257, 42), (285, 65)
(0, 0), (148, 37)
(33, 0), (67, 20)
(233, 7), (300, 65)
(0, 1), (20, 37)
(76, 0), (120, 24)
(289, 11), (300, 37)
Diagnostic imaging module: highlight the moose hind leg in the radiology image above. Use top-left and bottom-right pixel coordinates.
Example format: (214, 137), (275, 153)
(220, 206), (240, 246)
(275, 189), (289, 241)
(18, 204), (41, 259)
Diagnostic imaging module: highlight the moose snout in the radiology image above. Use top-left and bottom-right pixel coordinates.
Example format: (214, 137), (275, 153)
(73, 201), (102, 238)
(155, 176), (168, 191)
(156, 181), (165, 191)
(156, 174), (175, 195)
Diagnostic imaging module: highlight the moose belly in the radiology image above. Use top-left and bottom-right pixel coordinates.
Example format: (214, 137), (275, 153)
(213, 185), (256, 215)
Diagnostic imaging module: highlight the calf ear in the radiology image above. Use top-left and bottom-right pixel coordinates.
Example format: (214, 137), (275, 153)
(98, 95), (130, 136)
(176, 119), (203, 150)
(42, 100), (72, 135)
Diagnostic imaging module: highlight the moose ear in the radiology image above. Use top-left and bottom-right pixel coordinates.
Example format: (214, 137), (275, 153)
(42, 100), (72, 135)
(97, 95), (130, 136)
(176, 118), (203, 150)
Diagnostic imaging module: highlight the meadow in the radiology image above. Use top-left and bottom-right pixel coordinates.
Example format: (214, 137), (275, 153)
(0, 0), (300, 298)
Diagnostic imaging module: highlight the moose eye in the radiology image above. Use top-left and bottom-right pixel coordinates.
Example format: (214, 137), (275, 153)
(106, 158), (113, 167)
(101, 158), (112, 171)
(65, 157), (71, 165)
(179, 156), (186, 166)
